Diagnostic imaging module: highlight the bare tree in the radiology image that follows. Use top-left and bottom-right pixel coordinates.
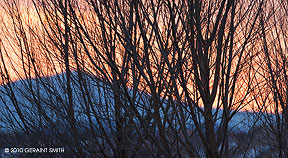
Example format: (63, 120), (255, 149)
(256, 0), (288, 157)
(0, 0), (272, 157)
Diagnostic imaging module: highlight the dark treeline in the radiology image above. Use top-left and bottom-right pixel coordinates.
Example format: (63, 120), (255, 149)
(0, 0), (287, 157)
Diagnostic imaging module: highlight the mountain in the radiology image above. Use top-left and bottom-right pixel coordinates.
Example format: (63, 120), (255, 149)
(0, 72), (263, 133)
(0, 72), (275, 157)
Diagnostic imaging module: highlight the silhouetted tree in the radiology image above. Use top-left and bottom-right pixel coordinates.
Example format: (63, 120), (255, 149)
(0, 0), (272, 157)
